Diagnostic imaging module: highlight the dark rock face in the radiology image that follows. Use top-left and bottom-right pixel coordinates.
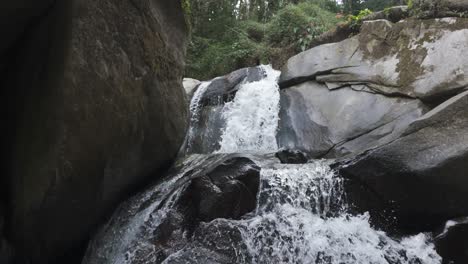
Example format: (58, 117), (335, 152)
(435, 217), (468, 264)
(0, 204), (12, 264)
(179, 157), (261, 222)
(275, 149), (308, 164)
(1, 0), (188, 263)
(340, 91), (468, 231)
(164, 156), (260, 263)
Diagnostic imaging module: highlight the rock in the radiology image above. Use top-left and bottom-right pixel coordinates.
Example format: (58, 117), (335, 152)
(364, 6), (409, 22)
(0, 204), (13, 264)
(340, 91), (468, 231)
(277, 81), (428, 158)
(183, 78), (201, 96)
(280, 18), (468, 103)
(435, 217), (468, 264)
(184, 66), (269, 155)
(185, 105), (225, 154)
(200, 66), (265, 106)
(275, 149), (308, 164)
(307, 6), (409, 50)
(412, 0), (468, 17)
(2, 0), (189, 263)
(82, 154), (260, 264)
(179, 156), (261, 222)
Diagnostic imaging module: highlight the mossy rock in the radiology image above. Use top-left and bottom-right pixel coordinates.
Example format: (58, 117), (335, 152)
(411, 0), (468, 17)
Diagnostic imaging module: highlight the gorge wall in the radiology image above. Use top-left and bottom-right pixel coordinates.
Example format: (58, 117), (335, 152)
(0, 0), (188, 263)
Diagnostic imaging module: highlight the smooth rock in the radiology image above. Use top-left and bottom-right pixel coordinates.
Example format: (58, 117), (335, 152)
(2, 0), (189, 262)
(277, 81), (428, 158)
(340, 91), (468, 230)
(280, 18), (468, 102)
(200, 66), (265, 106)
(183, 78), (201, 96)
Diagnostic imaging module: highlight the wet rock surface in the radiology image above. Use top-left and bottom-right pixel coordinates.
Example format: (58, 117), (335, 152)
(82, 154), (261, 264)
(199, 66), (265, 106)
(275, 149), (309, 164)
(435, 217), (468, 264)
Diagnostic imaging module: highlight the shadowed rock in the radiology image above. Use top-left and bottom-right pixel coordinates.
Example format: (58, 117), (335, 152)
(340, 91), (468, 231)
(1, 0), (189, 263)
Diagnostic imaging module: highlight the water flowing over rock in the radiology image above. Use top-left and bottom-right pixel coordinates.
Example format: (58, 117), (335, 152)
(185, 65), (281, 154)
(1, 0), (188, 262)
(84, 63), (442, 264)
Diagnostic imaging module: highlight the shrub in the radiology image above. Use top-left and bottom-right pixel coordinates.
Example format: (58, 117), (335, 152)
(185, 1), (343, 80)
(267, 3), (340, 51)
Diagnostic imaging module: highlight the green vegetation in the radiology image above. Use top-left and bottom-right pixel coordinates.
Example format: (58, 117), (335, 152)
(184, 0), (401, 80)
(347, 8), (373, 29)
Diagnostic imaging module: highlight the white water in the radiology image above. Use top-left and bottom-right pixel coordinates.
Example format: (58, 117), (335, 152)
(236, 162), (441, 264)
(185, 81), (212, 151)
(217, 65), (281, 153)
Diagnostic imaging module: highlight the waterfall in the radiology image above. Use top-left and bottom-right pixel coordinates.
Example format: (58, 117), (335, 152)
(83, 65), (442, 264)
(237, 162), (440, 264)
(217, 65), (281, 153)
(185, 81), (212, 152)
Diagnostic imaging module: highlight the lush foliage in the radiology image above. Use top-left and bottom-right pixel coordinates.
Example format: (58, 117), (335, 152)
(184, 0), (404, 80)
(185, 0), (341, 80)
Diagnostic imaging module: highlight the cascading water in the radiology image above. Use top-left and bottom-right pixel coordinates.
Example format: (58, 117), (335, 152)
(217, 65), (281, 153)
(83, 65), (442, 264)
(235, 162), (440, 264)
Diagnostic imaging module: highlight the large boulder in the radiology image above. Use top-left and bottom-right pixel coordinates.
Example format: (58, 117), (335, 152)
(280, 18), (468, 103)
(1, 0), (188, 263)
(183, 78), (201, 96)
(178, 156), (261, 222)
(340, 91), (468, 230)
(435, 217), (468, 264)
(199, 66), (265, 107)
(277, 81), (428, 158)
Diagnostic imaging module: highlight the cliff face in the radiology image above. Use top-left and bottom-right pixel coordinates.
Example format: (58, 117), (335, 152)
(0, 0), (189, 263)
